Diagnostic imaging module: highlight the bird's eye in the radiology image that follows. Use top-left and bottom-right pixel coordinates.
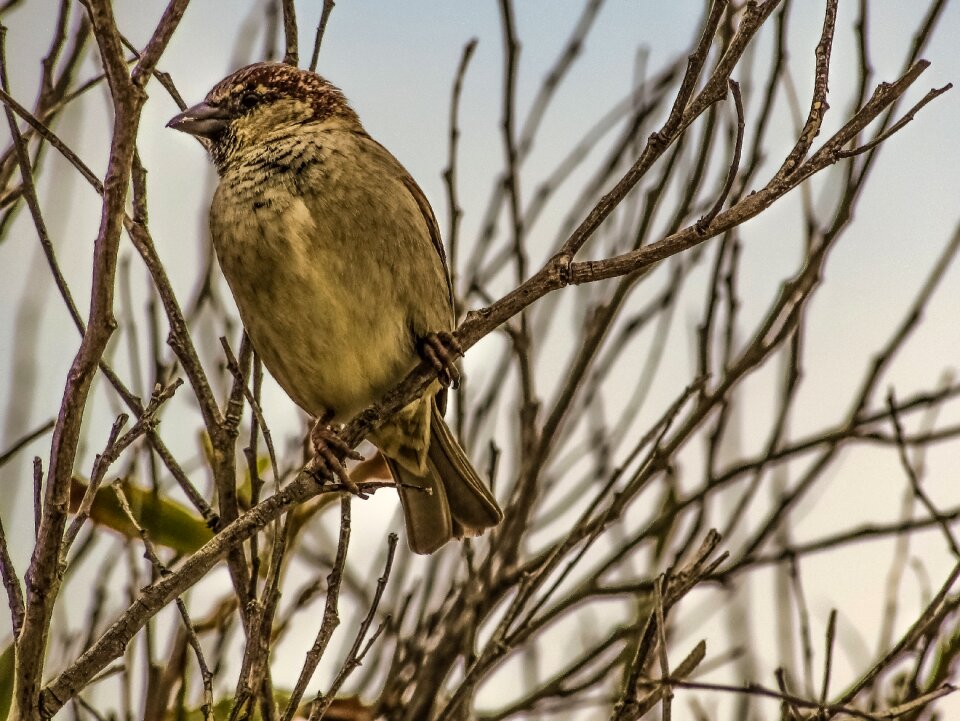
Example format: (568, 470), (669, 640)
(240, 93), (259, 110)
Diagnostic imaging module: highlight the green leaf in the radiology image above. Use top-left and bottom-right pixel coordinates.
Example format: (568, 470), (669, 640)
(71, 478), (213, 555)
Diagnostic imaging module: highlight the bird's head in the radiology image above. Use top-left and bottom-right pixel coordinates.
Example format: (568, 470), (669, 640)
(167, 62), (360, 171)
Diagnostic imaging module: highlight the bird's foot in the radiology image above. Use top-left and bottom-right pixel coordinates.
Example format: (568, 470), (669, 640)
(309, 419), (364, 494)
(419, 331), (462, 388)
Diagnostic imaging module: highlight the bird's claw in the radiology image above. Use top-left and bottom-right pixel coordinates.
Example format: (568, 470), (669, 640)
(310, 422), (364, 495)
(420, 331), (462, 388)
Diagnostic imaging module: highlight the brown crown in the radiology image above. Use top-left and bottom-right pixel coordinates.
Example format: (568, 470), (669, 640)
(206, 62), (357, 124)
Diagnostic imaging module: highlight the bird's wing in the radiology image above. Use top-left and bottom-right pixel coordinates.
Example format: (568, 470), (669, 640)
(397, 172), (454, 416)
(397, 171), (455, 314)
(354, 131), (454, 313)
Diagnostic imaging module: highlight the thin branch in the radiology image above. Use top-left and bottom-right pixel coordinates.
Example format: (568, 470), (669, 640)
(0, 419), (54, 469)
(775, 0), (838, 179)
(309, 533), (398, 720)
(309, 0), (335, 73)
(0, 511), (24, 637)
(111, 480), (215, 720)
(280, 0), (298, 66)
(556, 0), (732, 259)
(835, 561), (960, 707)
(62, 379), (183, 556)
(696, 79), (744, 232)
(221, 338), (280, 483)
(887, 390), (960, 558)
(839, 83), (952, 158)
(444, 37), (478, 313)
(819, 609), (838, 715)
(281, 496), (352, 721)
(565, 61), (939, 285)
(658, 677), (954, 720)
(0, 25), (86, 336)
(653, 576), (673, 721)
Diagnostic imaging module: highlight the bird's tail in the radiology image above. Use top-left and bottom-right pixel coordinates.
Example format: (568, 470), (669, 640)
(385, 397), (502, 555)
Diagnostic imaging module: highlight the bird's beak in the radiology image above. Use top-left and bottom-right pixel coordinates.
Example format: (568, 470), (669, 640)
(167, 101), (234, 138)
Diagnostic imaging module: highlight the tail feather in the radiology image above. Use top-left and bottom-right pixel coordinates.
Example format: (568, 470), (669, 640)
(385, 397), (502, 555)
(428, 398), (503, 530)
(385, 455), (453, 555)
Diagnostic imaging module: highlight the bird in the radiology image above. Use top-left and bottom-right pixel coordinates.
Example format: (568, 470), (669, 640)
(167, 62), (502, 554)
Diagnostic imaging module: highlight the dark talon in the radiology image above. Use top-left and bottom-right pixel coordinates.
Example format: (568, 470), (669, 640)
(420, 331), (462, 388)
(310, 420), (364, 494)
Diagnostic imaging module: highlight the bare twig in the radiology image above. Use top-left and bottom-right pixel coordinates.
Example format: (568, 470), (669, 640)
(111, 480), (215, 720)
(444, 37), (478, 314)
(818, 609), (838, 717)
(695, 79), (744, 232)
(309, 0), (336, 73)
(839, 83), (952, 158)
(62, 379), (183, 556)
(0, 419), (54, 469)
(281, 496), (352, 721)
(658, 677), (955, 720)
(308, 533), (398, 720)
(887, 391), (960, 557)
(280, 0), (298, 66)
(0, 510), (24, 637)
(775, 0), (838, 179)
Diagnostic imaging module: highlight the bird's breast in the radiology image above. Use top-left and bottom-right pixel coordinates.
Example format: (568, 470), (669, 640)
(209, 171), (417, 420)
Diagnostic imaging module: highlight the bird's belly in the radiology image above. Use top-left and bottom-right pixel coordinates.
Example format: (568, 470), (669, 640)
(213, 195), (416, 421)
(243, 283), (414, 421)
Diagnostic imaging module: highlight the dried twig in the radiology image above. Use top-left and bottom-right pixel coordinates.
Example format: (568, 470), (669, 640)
(309, 0), (336, 73)
(0, 419), (54, 469)
(112, 480), (216, 720)
(281, 496), (353, 721)
(0, 511), (24, 637)
(308, 533), (398, 720)
(887, 390), (960, 557)
(280, 0), (298, 66)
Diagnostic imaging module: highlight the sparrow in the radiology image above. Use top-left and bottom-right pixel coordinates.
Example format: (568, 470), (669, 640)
(168, 62), (502, 554)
